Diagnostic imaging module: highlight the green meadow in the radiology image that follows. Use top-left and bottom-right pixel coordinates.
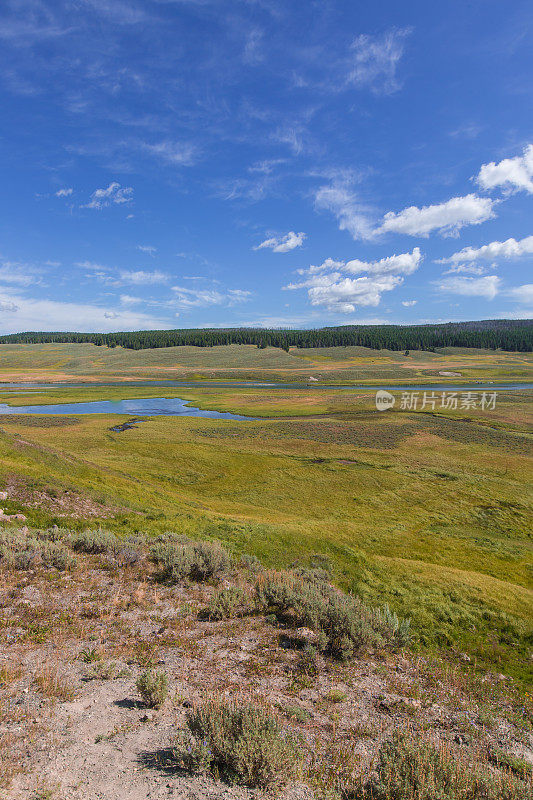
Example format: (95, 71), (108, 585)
(0, 341), (532, 383)
(0, 345), (531, 683)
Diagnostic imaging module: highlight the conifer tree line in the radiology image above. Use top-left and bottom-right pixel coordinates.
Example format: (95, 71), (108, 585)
(0, 319), (531, 352)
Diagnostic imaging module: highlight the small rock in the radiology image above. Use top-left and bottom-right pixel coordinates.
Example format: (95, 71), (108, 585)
(140, 711), (154, 722)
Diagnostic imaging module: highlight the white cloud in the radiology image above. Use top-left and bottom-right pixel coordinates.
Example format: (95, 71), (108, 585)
(0, 261), (36, 286)
(120, 294), (142, 305)
(142, 141), (197, 166)
(314, 183), (374, 240)
(476, 144), (533, 194)
(434, 275), (501, 300)
(505, 284), (533, 304)
(0, 293), (167, 334)
(443, 264), (487, 275)
(119, 269), (168, 285)
(402, 300), (417, 307)
(171, 285), (251, 309)
(286, 247), (421, 312)
(254, 231), (306, 253)
(347, 28), (411, 95)
(437, 234), (533, 265)
(343, 247), (422, 276)
(84, 182), (133, 209)
(55, 188), (73, 197)
(136, 245), (157, 256)
(376, 194), (495, 238)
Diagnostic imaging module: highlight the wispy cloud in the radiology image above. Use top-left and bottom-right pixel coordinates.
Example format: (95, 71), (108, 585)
(171, 285), (251, 309)
(142, 141), (197, 166)
(346, 28), (411, 95)
(254, 231), (306, 253)
(119, 269), (169, 285)
(505, 284), (533, 304)
(476, 144), (533, 194)
(434, 275), (501, 300)
(55, 187), (73, 197)
(137, 245), (157, 256)
(314, 182), (374, 240)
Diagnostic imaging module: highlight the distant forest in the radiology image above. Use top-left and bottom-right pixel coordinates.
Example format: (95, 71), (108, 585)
(1, 319), (531, 352)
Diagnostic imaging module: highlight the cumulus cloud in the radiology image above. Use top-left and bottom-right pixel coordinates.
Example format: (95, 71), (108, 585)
(55, 187), (73, 197)
(119, 269), (168, 285)
(376, 194), (495, 238)
(347, 28), (411, 95)
(402, 300), (417, 307)
(254, 231), (306, 253)
(120, 294), (142, 305)
(171, 285), (251, 309)
(476, 144), (533, 194)
(342, 247), (422, 276)
(437, 234), (533, 265)
(285, 247), (421, 312)
(84, 182), (133, 209)
(434, 275), (501, 300)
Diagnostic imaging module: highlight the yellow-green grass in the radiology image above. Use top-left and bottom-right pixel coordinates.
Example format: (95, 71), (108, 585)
(0, 387), (531, 682)
(0, 342), (531, 384)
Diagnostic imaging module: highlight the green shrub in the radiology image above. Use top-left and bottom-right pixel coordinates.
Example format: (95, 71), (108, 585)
(70, 529), (118, 554)
(0, 529), (75, 570)
(204, 587), (247, 620)
(325, 689), (347, 703)
(39, 542), (77, 571)
(239, 553), (263, 573)
(136, 670), (168, 708)
(282, 703), (311, 723)
(177, 698), (302, 789)
(152, 539), (232, 583)
(256, 571), (410, 660)
(295, 645), (321, 677)
(357, 732), (533, 799)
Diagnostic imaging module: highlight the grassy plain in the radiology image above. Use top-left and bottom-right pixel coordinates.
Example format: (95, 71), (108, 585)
(0, 341), (532, 383)
(0, 358), (530, 683)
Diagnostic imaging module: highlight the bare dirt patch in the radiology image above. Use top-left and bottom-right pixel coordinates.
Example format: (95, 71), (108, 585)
(2, 475), (120, 519)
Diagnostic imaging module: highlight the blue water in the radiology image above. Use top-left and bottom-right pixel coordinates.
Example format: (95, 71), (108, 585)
(0, 396), (256, 420)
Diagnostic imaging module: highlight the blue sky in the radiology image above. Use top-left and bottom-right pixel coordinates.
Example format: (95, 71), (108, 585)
(0, 0), (532, 333)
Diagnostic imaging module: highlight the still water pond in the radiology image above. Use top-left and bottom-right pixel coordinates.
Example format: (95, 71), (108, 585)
(0, 397), (255, 420)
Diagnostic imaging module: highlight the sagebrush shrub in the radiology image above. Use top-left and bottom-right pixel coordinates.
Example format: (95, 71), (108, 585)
(136, 669), (168, 708)
(152, 539), (232, 583)
(39, 541), (77, 570)
(256, 570), (410, 660)
(178, 698), (302, 788)
(0, 529), (76, 571)
(70, 529), (118, 554)
(204, 587), (246, 620)
(358, 732), (533, 800)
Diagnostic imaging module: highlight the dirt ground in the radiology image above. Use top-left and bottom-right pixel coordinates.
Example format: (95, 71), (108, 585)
(2, 550), (532, 800)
